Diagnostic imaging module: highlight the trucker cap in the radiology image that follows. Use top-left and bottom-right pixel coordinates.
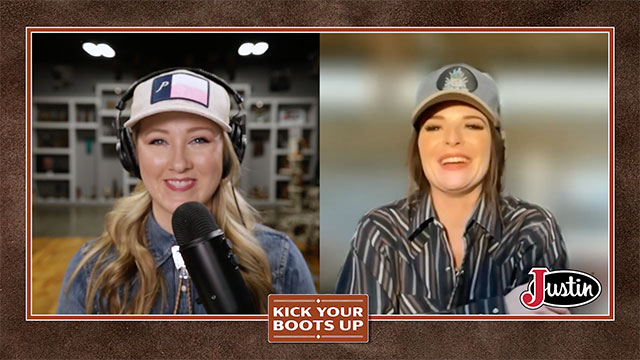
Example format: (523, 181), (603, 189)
(412, 63), (500, 129)
(123, 69), (232, 132)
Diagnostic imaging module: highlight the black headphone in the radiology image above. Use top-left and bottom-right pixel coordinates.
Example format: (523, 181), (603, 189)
(114, 67), (247, 179)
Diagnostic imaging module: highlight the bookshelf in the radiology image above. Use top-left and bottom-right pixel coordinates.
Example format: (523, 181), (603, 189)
(32, 87), (318, 206)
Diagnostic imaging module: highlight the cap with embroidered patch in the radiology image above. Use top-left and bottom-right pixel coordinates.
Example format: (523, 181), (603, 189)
(412, 64), (500, 129)
(123, 69), (231, 132)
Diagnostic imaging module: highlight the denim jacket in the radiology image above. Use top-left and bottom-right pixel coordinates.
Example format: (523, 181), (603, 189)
(57, 213), (316, 314)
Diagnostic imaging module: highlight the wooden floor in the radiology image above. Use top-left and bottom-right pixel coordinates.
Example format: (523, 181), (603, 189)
(31, 237), (319, 314)
(32, 237), (89, 314)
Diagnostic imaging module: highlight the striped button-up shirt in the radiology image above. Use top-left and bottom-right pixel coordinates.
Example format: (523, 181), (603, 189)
(335, 193), (567, 314)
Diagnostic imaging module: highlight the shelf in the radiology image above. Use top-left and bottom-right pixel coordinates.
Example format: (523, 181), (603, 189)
(99, 109), (130, 118)
(33, 122), (69, 129)
(275, 174), (314, 181)
(34, 197), (116, 206)
(74, 123), (98, 130)
(33, 85), (317, 206)
(33, 96), (95, 104)
(274, 148), (314, 156)
(33, 173), (71, 181)
(33, 147), (71, 155)
(73, 198), (116, 205)
(276, 123), (316, 129)
(248, 198), (296, 208)
(276, 199), (294, 207)
(247, 198), (271, 207)
(33, 197), (72, 205)
(98, 136), (118, 144)
(247, 123), (273, 130)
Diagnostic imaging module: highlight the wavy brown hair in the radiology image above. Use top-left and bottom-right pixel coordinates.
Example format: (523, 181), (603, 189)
(66, 133), (272, 314)
(407, 101), (506, 210)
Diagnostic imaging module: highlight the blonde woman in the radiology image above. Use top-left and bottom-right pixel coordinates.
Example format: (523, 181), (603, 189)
(57, 68), (315, 314)
(336, 64), (569, 315)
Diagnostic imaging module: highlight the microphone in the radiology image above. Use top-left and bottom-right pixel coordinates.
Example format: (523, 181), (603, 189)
(171, 201), (256, 314)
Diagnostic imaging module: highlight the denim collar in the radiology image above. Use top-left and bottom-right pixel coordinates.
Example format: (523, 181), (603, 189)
(408, 192), (500, 241)
(145, 212), (177, 268)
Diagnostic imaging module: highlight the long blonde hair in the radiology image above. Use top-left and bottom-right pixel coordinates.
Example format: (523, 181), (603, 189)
(66, 133), (272, 314)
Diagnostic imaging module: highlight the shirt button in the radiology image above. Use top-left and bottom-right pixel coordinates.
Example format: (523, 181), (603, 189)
(492, 308), (499, 314)
(445, 266), (451, 271)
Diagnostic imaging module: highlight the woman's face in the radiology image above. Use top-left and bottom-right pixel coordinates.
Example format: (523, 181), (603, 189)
(136, 111), (224, 229)
(418, 102), (492, 197)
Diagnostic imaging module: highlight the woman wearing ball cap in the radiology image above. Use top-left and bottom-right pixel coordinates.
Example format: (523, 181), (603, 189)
(57, 69), (315, 314)
(336, 64), (569, 315)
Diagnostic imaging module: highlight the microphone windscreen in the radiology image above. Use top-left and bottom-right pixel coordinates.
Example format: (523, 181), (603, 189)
(171, 201), (220, 246)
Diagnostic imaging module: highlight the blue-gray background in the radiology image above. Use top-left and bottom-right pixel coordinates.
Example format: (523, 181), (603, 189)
(319, 33), (609, 314)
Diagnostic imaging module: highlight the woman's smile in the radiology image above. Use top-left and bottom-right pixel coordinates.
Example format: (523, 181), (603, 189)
(164, 178), (197, 191)
(439, 153), (471, 170)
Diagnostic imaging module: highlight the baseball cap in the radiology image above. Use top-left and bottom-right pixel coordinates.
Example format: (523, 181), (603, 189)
(123, 69), (232, 132)
(412, 64), (500, 129)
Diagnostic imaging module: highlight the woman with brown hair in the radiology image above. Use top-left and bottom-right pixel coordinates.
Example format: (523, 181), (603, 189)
(57, 68), (315, 314)
(336, 64), (568, 315)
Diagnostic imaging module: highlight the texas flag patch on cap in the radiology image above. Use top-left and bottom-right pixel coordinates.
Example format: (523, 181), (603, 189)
(150, 73), (209, 107)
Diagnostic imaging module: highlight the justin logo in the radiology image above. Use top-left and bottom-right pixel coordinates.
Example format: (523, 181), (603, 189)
(519, 267), (602, 309)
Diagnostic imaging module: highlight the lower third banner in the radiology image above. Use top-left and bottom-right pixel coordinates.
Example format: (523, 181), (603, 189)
(268, 294), (369, 343)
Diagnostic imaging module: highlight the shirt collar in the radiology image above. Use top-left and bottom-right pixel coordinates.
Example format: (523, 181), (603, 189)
(467, 195), (501, 240)
(408, 192), (501, 241)
(408, 193), (436, 240)
(145, 212), (177, 267)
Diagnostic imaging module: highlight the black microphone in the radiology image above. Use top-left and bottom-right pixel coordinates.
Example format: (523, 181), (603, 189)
(171, 201), (256, 314)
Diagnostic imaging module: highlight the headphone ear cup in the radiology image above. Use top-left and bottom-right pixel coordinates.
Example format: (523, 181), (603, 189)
(116, 131), (132, 173)
(117, 128), (140, 178)
(229, 114), (247, 163)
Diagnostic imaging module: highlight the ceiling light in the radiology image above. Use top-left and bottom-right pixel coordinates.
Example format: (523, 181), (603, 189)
(97, 43), (115, 58)
(252, 42), (269, 55)
(82, 42), (116, 58)
(238, 42), (254, 56)
(82, 42), (101, 57)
